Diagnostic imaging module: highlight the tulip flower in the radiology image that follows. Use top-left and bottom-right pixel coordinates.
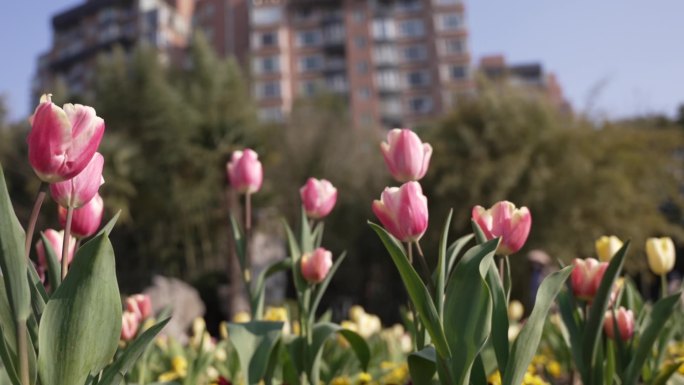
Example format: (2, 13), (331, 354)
(35, 229), (76, 271)
(380, 128), (433, 183)
(50, 152), (104, 208)
(595, 235), (623, 262)
(472, 201), (532, 255)
(125, 294), (153, 320)
(372, 181), (428, 243)
(227, 149), (263, 194)
(27, 94), (105, 183)
(300, 178), (338, 219)
(121, 311), (140, 341)
(603, 307), (635, 341)
(570, 258), (608, 302)
(646, 237), (676, 276)
(300, 247), (333, 284)
(58, 193), (104, 238)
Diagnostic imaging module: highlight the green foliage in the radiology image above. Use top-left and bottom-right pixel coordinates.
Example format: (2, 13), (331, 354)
(227, 321), (283, 385)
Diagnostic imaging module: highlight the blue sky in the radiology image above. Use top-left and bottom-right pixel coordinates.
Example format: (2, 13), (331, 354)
(1, 1), (683, 122)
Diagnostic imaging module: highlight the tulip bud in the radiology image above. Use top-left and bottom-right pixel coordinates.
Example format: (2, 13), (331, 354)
(570, 258), (608, 302)
(50, 152), (104, 208)
(603, 307), (635, 341)
(125, 294), (153, 320)
(227, 149), (263, 194)
(646, 237), (676, 275)
(508, 300), (524, 322)
(300, 178), (338, 219)
(595, 235), (623, 262)
(472, 201), (532, 255)
(58, 193), (104, 238)
(121, 311), (140, 341)
(27, 94), (105, 183)
(372, 181), (428, 243)
(380, 129), (433, 183)
(35, 229), (76, 271)
(300, 247), (333, 284)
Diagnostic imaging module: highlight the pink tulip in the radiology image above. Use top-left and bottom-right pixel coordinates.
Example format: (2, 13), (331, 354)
(300, 247), (333, 284)
(121, 311), (140, 341)
(604, 307), (635, 341)
(380, 129), (433, 183)
(50, 152), (104, 208)
(300, 178), (338, 219)
(227, 149), (263, 194)
(27, 94), (105, 183)
(472, 201), (532, 255)
(58, 193), (104, 238)
(570, 258), (608, 302)
(126, 294), (153, 320)
(372, 181), (428, 243)
(35, 229), (76, 273)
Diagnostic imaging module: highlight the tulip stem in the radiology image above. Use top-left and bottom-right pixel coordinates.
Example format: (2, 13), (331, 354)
(406, 242), (413, 264)
(17, 320), (29, 385)
(62, 206), (74, 281)
(24, 182), (48, 261)
(498, 257), (505, 283)
(660, 274), (668, 299)
(414, 242), (434, 290)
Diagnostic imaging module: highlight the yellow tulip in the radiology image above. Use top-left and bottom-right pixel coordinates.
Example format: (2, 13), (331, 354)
(646, 237), (676, 275)
(595, 235), (623, 262)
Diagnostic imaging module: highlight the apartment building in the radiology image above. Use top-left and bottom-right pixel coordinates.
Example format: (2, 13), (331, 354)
(244, 0), (473, 128)
(33, 0), (195, 103)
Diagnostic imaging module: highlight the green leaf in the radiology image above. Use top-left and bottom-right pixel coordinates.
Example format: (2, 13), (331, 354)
(229, 213), (246, 268)
(228, 321), (283, 385)
(582, 241), (629, 371)
(485, 262), (510, 373)
(557, 288), (585, 379)
(435, 210), (453, 320)
(282, 220), (305, 295)
(299, 207), (313, 253)
(0, 323), (21, 385)
(445, 234), (474, 281)
(251, 258), (292, 319)
(368, 222), (450, 358)
(38, 233), (123, 385)
(0, 162), (31, 322)
(96, 210), (121, 238)
(336, 328), (371, 372)
(307, 323), (371, 384)
(39, 232), (62, 292)
(443, 238), (497, 385)
(309, 252), (347, 324)
(312, 222), (325, 249)
(97, 318), (170, 385)
(650, 359), (684, 385)
(623, 294), (681, 385)
(503, 266), (573, 385)
(408, 346), (436, 385)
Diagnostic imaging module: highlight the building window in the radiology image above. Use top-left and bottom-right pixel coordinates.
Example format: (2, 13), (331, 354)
(252, 6), (283, 26)
(396, 0), (423, 12)
(433, 0), (460, 4)
(261, 32), (277, 47)
(299, 80), (321, 96)
(373, 45), (398, 64)
(372, 19), (396, 40)
(408, 96), (433, 114)
(353, 9), (365, 23)
(405, 70), (431, 87)
(438, 38), (464, 55)
(253, 56), (280, 74)
(354, 36), (367, 49)
(435, 13), (461, 31)
(398, 19), (425, 38)
(258, 107), (284, 123)
(382, 98), (402, 116)
(255, 81), (281, 99)
(327, 74), (348, 92)
(401, 45), (428, 62)
(356, 61), (369, 74)
(296, 29), (322, 47)
(298, 55), (324, 72)
(357, 87), (371, 100)
(376, 70), (401, 90)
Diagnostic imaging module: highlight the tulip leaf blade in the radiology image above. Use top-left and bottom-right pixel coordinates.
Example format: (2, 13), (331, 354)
(485, 261), (510, 373)
(229, 213), (247, 272)
(251, 258), (293, 320)
(97, 317), (171, 385)
(445, 233), (474, 280)
(282, 219), (306, 297)
(0, 162), (31, 322)
(443, 237), (497, 385)
(503, 266), (573, 385)
(408, 346), (437, 385)
(435, 209), (453, 319)
(299, 206), (313, 253)
(306, 323), (370, 384)
(369, 221), (451, 358)
(582, 241), (629, 371)
(96, 210), (120, 238)
(39, 232), (62, 292)
(623, 293), (681, 385)
(228, 321), (283, 385)
(308, 252), (347, 325)
(38, 233), (122, 385)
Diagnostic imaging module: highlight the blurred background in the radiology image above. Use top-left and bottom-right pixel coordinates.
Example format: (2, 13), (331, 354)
(0, 0), (683, 326)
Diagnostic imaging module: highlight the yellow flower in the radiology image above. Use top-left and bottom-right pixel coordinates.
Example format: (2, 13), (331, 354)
(219, 321), (229, 340)
(264, 306), (291, 334)
(158, 355), (188, 381)
(487, 371), (502, 385)
(357, 372), (372, 385)
(646, 237), (676, 275)
(381, 363), (409, 385)
(508, 300), (524, 321)
(349, 305), (366, 323)
(546, 361), (562, 378)
(331, 376), (352, 385)
(233, 311), (251, 323)
(595, 235), (623, 262)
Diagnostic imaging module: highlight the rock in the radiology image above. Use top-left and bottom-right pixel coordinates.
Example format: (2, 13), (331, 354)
(144, 275), (205, 343)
